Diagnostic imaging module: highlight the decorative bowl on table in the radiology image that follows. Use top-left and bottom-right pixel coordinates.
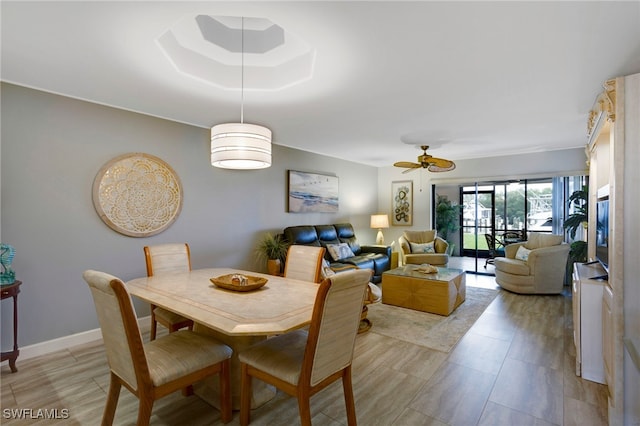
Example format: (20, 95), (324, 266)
(414, 264), (438, 274)
(210, 274), (268, 292)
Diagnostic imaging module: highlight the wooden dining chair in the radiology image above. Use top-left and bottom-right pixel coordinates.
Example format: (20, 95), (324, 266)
(143, 243), (194, 340)
(82, 270), (233, 425)
(239, 268), (372, 426)
(283, 245), (326, 283)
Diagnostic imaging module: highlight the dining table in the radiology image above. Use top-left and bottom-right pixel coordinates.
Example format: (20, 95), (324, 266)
(126, 267), (319, 410)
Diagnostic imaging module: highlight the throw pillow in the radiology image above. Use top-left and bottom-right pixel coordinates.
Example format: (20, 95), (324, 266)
(515, 246), (531, 262)
(327, 243), (355, 261)
(410, 241), (435, 253)
(320, 259), (336, 280)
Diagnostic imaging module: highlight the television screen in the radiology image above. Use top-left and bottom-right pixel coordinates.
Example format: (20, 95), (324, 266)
(596, 199), (609, 269)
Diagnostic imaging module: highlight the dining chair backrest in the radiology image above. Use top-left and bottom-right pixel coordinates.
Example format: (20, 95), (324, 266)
(143, 243), (194, 341)
(144, 243), (191, 276)
(304, 268), (372, 386)
(84, 269), (233, 424)
(84, 270), (145, 391)
(283, 245), (326, 283)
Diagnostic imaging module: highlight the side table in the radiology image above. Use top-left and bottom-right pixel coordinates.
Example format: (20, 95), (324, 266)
(1, 280), (21, 373)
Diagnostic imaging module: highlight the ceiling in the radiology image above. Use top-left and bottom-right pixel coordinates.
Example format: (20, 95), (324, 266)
(2, 1), (639, 168)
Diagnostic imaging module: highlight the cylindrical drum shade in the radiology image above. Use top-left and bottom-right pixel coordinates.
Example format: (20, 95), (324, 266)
(211, 123), (272, 169)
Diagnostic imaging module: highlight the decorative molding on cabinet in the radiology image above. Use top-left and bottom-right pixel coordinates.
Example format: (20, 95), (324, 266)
(588, 79), (616, 147)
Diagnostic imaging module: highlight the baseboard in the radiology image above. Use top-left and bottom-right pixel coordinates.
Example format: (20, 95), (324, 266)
(3, 315), (151, 362)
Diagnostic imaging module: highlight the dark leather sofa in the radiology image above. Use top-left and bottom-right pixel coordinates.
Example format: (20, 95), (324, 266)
(283, 223), (391, 283)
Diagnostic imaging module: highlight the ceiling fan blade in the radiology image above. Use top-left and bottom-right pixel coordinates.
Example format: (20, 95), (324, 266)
(394, 161), (421, 174)
(393, 161), (420, 169)
(402, 167), (420, 174)
(427, 158), (456, 172)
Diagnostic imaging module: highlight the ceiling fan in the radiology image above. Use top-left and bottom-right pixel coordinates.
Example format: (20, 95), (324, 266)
(393, 145), (456, 173)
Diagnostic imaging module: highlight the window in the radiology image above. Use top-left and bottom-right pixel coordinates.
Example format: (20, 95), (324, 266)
(434, 176), (582, 275)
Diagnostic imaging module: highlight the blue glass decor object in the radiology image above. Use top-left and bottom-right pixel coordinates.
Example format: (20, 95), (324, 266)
(1, 243), (16, 284)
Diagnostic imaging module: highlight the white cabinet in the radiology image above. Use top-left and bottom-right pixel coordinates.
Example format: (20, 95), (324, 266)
(573, 262), (606, 384)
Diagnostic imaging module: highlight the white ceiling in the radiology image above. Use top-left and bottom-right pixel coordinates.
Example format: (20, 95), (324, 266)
(2, 1), (639, 167)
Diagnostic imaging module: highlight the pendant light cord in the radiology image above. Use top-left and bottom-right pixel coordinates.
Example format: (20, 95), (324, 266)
(240, 17), (244, 124)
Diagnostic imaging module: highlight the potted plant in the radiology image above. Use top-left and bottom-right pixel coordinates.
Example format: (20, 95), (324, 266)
(256, 233), (289, 275)
(435, 195), (462, 255)
(564, 185), (588, 263)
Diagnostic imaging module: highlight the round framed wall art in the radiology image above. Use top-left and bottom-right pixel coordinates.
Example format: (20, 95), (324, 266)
(92, 153), (183, 237)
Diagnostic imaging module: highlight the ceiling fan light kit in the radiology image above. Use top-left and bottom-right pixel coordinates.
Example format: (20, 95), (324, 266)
(393, 145), (455, 173)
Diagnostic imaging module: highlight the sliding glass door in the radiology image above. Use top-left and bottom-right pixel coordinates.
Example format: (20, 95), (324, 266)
(462, 186), (495, 259)
(434, 177), (571, 276)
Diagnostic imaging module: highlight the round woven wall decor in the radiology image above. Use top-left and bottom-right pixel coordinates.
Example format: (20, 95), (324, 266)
(92, 153), (183, 237)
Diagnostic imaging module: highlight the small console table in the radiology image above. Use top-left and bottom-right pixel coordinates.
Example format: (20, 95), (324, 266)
(1, 280), (21, 373)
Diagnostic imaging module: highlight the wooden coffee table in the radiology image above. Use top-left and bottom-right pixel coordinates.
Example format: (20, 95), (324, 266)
(382, 266), (465, 316)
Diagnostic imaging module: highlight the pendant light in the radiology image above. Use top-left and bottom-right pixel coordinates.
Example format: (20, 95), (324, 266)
(211, 17), (272, 170)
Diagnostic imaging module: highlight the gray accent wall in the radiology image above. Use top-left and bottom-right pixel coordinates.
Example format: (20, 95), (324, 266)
(0, 83), (379, 348)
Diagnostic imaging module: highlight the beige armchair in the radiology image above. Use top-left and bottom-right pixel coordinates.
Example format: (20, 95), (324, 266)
(494, 233), (570, 294)
(399, 230), (449, 266)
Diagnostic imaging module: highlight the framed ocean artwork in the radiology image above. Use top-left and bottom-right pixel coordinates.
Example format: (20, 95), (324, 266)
(288, 170), (339, 213)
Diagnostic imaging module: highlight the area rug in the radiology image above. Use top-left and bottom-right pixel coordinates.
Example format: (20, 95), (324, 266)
(366, 286), (499, 353)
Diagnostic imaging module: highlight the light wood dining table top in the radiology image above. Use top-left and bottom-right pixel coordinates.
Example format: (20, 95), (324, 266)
(126, 267), (319, 336)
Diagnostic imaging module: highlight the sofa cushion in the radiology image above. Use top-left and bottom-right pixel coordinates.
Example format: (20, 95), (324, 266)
(526, 233), (563, 249)
(320, 259), (336, 280)
(494, 257), (530, 276)
(340, 255), (375, 271)
(329, 262), (358, 273)
(404, 230), (436, 247)
(283, 226), (321, 246)
(315, 225), (341, 260)
(410, 241), (435, 253)
(334, 223), (361, 254)
(515, 246), (531, 262)
(327, 243), (355, 261)
(316, 225), (339, 242)
(404, 252), (449, 266)
(361, 252), (387, 270)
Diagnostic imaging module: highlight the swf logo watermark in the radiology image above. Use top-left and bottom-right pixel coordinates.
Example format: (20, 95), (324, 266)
(2, 408), (70, 420)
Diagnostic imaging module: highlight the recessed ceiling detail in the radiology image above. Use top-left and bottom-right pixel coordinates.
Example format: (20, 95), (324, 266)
(157, 15), (315, 91)
(195, 15), (285, 54)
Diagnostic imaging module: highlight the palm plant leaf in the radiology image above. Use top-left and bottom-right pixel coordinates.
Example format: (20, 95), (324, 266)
(564, 185), (588, 239)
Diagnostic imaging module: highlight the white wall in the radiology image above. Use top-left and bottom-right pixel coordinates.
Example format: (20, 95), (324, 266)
(0, 83), (379, 348)
(377, 148), (588, 248)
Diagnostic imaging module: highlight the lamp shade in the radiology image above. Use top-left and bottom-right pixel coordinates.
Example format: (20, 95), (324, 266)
(211, 123), (272, 169)
(370, 214), (389, 229)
